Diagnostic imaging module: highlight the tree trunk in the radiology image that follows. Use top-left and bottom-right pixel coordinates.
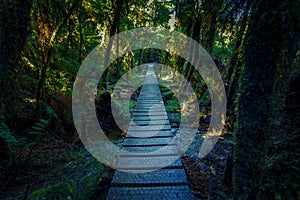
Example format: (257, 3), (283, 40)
(105, 0), (124, 88)
(0, 0), (33, 97)
(225, 1), (252, 132)
(0, 0), (33, 118)
(35, 0), (78, 104)
(185, 17), (200, 82)
(233, 1), (285, 199)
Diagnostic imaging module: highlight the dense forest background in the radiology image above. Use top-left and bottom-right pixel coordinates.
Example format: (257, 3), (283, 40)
(0, 0), (299, 199)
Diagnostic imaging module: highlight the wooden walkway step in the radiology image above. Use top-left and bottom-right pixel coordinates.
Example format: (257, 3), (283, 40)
(107, 64), (195, 199)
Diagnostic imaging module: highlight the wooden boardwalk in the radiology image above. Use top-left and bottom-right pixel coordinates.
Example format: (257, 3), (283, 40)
(107, 65), (194, 199)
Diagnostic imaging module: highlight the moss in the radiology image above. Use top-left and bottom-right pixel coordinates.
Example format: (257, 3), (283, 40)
(27, 172), (102, 200)
(27, 182), (73, 200)
(67, 180), (76, 197)
(74, 173), (102, 200)
(169, 113), (181, 123)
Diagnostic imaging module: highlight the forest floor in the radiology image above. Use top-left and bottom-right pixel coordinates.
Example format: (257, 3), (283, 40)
(181, 129), (234, 199)
(0, 134), (114, 199)
(0, 121), (233, 200)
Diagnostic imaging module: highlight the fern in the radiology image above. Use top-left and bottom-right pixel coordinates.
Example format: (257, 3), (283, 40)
(18, 137), (36, 149)
(165, 99), (181, 112)
(0, 118), (48, 167)
(45, 104), (58, 119)
(0, 121), (17, 144)
(162, 90), (173, 97)
(38, 101), (58, 119)
(0, 120), (18, 166)
(27, 119), (49, 135)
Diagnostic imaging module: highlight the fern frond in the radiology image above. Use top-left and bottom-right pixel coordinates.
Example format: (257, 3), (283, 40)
(0, 121), (17, 144)
(27, 119), (49, 135)
(38, 101), (58, 119)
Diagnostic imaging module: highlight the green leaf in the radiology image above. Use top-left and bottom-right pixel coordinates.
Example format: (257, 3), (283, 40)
(24, 142), (36, 149)
(223, 139), (236, 145)
(18, 137), (31, 144)
(27, 131), (42, 135)
(0, 121), (17, 144)
(27, 119), (49, 135)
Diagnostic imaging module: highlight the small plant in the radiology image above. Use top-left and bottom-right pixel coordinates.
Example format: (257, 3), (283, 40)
(1, 119), (49, 168)
(128, 99), (136, 111)
(165, 99), (181, 112)
(223, 131), (237, 145)
(0, 120), (18, 145)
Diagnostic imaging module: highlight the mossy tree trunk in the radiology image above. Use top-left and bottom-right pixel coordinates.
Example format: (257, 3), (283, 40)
(233, 0), (287, 199)
(0, 0), (32, 96)
(0, 0), (33, 119)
